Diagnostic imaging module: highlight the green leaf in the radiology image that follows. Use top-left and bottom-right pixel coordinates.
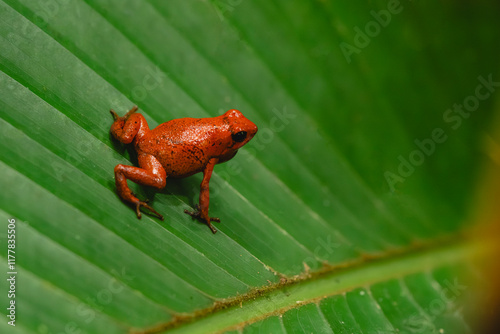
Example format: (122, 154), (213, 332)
(0, 0), (498, 333)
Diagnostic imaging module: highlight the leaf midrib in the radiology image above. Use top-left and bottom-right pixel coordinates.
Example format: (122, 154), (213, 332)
(137, 238), (478, 334)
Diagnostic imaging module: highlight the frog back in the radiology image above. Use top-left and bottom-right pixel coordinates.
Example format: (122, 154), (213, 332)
(136, 118), (223, 177)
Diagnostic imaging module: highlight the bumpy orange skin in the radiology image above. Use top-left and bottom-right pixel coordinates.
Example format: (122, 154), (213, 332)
(110, 106), (258, 233)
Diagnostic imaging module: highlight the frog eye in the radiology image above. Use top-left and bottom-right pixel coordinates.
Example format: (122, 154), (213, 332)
(232, 131), (247, 142)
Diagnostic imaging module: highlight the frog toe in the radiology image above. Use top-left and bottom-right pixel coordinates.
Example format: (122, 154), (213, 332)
(136, 201), (164, 220)
(184, 205), (219, 233)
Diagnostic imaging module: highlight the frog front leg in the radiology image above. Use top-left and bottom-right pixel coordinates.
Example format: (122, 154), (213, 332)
(184, 158), (220, 233)
(114, 153), (167, 220)
(110, 106), (141, 142)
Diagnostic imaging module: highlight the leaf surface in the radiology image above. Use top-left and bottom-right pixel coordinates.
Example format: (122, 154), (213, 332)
(0, 0), (499, 333)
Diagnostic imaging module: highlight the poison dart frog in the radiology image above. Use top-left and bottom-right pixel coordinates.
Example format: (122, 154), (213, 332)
(109, 106), (258, 233)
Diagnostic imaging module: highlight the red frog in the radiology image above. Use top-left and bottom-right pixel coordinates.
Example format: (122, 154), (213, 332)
(109, 106), (258, 233)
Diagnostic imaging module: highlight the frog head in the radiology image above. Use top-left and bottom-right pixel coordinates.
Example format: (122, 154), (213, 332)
(224, 109), (258, 150)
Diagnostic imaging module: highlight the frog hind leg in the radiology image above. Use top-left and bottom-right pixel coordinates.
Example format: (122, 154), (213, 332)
(114, 153), (167, 220)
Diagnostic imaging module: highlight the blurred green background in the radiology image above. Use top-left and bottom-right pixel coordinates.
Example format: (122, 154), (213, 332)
(1, 0), (499, 333)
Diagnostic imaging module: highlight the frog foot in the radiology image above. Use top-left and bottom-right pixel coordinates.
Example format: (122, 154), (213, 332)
(135, 199), (164, 221)
(184, 204), (220, 234)
(110, 105), (138, 121)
